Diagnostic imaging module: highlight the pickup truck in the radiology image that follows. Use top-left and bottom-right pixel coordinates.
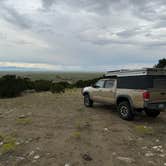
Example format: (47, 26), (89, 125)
(82, 68), (166, 120)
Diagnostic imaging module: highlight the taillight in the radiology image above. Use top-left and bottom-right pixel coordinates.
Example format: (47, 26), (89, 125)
(143, 91), (150, 101)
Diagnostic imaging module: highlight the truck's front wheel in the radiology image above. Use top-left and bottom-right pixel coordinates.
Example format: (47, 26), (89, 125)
(84, 94), (93, 107)
(118, 101), (134, 121)
(145, 109), (160, 118)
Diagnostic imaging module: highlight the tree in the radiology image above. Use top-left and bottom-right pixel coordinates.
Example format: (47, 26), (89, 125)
(155, 58), (166, 68)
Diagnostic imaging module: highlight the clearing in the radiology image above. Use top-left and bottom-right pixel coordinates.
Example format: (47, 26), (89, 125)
(0, 89), (166, 166)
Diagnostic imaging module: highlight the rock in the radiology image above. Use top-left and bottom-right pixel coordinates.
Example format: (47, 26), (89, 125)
(159, 154), (165, 158)
(142, 146), (148, 150)
(34, 155), (40, 160)
(148, 160), (156, 165)
(145, 152), (155, 157)
(65, 163), (70, 166)
(18, 115), (26, 119)
(16, 142), (20, 145)
(104, 128), (109, 132)
(164, 163), (166, 166)
(82, 154), (93, 161)
(112, 152), (117, 156)
(25, 140), (29, 144)
(152, 145), (163, 152)
(0, 142), (3, 146)
(16, 156), (25, 161)
(128, 137), (133, 141)
(29, 151), (35, 156)
(155, 139), (160, 143)
(159, 149), (164, 153)
(116, 157), (135, 163)
(152, 146), (158, 149)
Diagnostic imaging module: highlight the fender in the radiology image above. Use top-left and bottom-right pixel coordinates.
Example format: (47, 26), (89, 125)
(116, 95), (134, 111)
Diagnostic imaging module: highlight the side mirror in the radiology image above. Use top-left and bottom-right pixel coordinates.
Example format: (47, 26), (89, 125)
(91, 84), (100, 88)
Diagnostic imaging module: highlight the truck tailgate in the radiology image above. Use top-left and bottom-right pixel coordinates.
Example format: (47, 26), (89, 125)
(149, 89), (166, 103)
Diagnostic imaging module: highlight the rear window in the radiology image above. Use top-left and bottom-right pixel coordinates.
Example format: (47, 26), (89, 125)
(153, 79), (166, 89)
(117, 76), (166, 89)
(117, 76), (153, 89)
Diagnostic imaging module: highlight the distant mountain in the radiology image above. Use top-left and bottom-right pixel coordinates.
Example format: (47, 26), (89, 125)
(0, 66), (42, 71)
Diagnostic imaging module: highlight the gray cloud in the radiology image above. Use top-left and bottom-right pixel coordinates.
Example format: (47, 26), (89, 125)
(0, 2), (31, 29)
(42, 0), (55, 9)
(0, 0), (166, 71)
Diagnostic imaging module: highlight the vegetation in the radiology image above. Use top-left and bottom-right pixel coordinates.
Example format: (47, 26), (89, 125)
(155, 58), (166, 68)
(0, 74), (100, 98)
(0, 134), (16, 154)
(134, 125), (154, 135)
(50, 83), (66, 93)
(73, 78), (100, 88)
(34, 80), (52, 92)
(0, 71), (102, 81)
(16, 117), (32, 125)
(0, 75), (27, 98)
(72, 131), (81, 139)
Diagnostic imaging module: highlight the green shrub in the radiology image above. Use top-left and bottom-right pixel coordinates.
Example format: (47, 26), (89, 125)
(34, 80), (52, 92)
(0, 75), (28, 98)
(0, 134), (16, 154)
(23, 77), (35, 90)
(0, 74), (101, 98)
(50, 83), (66, 93)
(74, 78), (100, 88)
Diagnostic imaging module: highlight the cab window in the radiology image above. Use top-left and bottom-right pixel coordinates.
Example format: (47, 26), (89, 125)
(95, 80), (105, 88)
(104, 80), (115, 88)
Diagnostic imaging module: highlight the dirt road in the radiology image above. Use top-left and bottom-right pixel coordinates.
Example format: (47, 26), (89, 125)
(0, 89), (165, 166)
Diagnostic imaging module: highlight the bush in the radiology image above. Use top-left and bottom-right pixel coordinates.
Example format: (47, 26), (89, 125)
(50, 83), (66, 93)
(34, 80), (52, 92)
(0, 74), (101, 98)
(74, 78), (100, 88)
(0, 75), (28, 98)
(23, 78), (35, 90)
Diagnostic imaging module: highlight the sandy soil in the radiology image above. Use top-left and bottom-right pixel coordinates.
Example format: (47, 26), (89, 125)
(0, 89), (165, 166)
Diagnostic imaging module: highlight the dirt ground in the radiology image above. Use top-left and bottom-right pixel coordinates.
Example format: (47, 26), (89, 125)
(0, 89), (166, 166)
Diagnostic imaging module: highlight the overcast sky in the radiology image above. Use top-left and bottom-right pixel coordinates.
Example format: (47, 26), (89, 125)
(0, 0), (166, 71)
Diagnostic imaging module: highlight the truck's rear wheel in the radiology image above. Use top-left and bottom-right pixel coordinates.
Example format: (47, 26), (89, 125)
(145, 109), (160, 118)
(118, 101), (134, 121)
(84, 94), (93, 107)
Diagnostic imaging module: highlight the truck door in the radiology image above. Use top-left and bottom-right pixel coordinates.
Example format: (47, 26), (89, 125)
(91, 79), (105, 102)
(99, 79), (116, 104)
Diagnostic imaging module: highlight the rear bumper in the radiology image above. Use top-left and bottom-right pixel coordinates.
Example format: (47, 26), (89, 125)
(144, 102), (166, 111)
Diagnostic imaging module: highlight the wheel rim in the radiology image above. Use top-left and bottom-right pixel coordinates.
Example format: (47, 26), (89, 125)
(84, 96), (90, 106)
(120, 106), (128, 117)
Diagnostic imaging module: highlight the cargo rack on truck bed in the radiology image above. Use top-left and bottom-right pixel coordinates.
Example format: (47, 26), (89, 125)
(104, 68), (166, 77)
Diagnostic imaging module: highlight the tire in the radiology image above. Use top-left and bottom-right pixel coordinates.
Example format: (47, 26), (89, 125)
(117, 101), (134, 121)
(145, 109), (160, 118)
(84, 94), (93, 107)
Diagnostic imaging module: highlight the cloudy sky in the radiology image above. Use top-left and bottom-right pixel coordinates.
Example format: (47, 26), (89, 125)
(0, 0), (166, 71)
